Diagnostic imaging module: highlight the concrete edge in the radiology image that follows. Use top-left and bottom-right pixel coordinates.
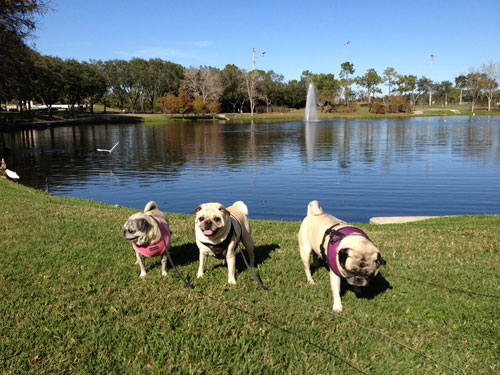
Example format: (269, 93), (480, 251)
(369, 216), (440, 224)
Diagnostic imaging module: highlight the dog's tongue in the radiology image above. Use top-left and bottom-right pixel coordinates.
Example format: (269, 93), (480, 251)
(203, 229), (214, 236)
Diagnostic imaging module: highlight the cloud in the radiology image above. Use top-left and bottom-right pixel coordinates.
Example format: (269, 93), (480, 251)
(116, 47), (195, 60)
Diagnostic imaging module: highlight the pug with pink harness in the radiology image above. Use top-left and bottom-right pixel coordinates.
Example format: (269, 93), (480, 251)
(123, 201), (171, 278)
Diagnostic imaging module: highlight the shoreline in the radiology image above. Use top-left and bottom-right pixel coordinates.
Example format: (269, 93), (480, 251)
(1, 110), (499, 131)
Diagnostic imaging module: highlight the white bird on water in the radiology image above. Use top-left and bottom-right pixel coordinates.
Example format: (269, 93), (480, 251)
(97, 141), (119, 153)
(6, 169), (20, 180)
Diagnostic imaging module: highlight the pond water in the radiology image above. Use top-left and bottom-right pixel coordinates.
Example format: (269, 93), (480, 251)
(2, 116), (500, 223)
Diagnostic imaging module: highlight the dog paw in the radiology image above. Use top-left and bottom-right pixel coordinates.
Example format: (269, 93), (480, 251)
(140, 271), (146, 278)
(197, 272), (204, 279)
(333, 304), (343, 313)
(228, 278), (237, 285)
(307, 279), (316, 285)
(161, 270), (167, 276)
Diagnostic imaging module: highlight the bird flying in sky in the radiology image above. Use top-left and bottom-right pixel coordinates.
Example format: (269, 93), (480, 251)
(344, 41), (350, 46)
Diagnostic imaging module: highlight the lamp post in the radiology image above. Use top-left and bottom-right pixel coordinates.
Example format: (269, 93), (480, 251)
(252, 48), (266, 70)
(429, 54), (435, 106)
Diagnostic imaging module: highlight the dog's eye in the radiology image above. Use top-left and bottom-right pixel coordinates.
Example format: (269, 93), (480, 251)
(127, 229), (134, 234)
(214, 217), (221, 223)
(199, 216), (205, 222)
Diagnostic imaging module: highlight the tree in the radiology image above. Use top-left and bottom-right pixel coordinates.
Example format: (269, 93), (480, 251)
(192, 96), (206, 115)
(0, 1), (49, 99)
(416, 77), (432, 106)
(339, 62), (355, 105)
(259, 70), (284, 112)
(177, 91), (191, 118)
(396, 74), (418, 109)
(357, 68), (382, 104)
(434, 80), (453, 106)
(481, 61), (500, 111)
(157, 94), (179, 115)
(122, 58), (148, 112)
(454, 74), (467, 106)
(383, 67), (397, 102)
(61, 59), (87, 115)
(82, 61), (107, 113)
(207, 101), (221, 117)
(243, 69), (262, 116)
(282, 79), (306, 109)
(142, 58), (184, 113)
(33, 55), (64, 119)
(220, 64), (245, 113)
(180, 66), (222, 103)
(466, 68), (486, 112)
(313, 73), (338, 111)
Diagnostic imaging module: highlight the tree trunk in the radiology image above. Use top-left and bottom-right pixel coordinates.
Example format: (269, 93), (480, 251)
(459, 89), (463, 106)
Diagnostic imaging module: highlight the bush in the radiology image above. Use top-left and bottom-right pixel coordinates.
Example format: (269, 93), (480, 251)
(324, 103), (357, 114)
(388, 97), (411, 113)
(369, 101), (386, 114)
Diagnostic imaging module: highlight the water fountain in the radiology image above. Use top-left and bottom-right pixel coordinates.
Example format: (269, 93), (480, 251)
(304, 82), (318, 122)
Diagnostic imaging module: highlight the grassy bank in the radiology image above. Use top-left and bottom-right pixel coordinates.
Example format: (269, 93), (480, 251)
(4, 105), (500, 128)
(1, 179), (499, 374)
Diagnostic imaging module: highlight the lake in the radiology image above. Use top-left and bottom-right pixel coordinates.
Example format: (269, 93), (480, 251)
(2, 116), (500, 223)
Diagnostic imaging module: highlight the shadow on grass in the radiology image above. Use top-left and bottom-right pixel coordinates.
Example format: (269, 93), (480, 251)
(170, 242), (199, 267)
(342, 273), (392, 299)
(236, 243), (280, 273)
(310, 259), (392, 299)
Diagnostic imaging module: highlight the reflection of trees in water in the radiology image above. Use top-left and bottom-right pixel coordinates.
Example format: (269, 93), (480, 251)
(301, 118), (500, 170)
(3, 117), (500, 191)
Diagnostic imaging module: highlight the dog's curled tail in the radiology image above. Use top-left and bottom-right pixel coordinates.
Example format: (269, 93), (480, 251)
(144, 201), (159, 212)
(233, 201), (248, 216)
(307, 200), (324, 216)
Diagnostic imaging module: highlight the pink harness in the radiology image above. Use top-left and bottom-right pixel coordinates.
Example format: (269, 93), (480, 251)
(132, 223), (170, 258)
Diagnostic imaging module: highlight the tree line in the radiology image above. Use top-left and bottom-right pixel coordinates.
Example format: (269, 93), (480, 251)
(1, 2), (499, 117)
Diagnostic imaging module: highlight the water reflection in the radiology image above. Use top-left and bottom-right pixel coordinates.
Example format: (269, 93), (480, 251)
(2, 116), (500, 222)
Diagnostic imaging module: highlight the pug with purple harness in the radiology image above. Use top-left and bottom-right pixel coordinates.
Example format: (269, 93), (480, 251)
(298, 200), (386, 313)
(123, 201), (171, 278)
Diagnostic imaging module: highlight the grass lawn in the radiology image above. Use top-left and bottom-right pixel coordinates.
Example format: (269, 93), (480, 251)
(0, 179), (499, 374)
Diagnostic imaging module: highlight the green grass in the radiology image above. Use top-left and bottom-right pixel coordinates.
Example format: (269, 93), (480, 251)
(1, 179), (499, 374)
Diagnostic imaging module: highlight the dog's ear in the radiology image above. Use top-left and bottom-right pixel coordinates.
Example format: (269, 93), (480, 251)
(376, 253), (386, 267)
(338, 248), (349, 269)
(137, 218), (150, 232)
(218, 205), (230, 216)
(192, 205), (202, 214)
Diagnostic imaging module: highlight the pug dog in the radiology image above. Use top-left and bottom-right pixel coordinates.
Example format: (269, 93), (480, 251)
(298, 200), (385, 313)
(193, 201), (254, 284)
(123, 201), (171, 278)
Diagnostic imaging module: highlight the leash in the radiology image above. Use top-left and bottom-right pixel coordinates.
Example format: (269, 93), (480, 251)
(150, 218), (458, 373)
(151, 216), (193, 289)
(151, 217), (366, 373)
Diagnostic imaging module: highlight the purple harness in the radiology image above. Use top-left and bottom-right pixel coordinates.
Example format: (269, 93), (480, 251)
(323, 226), (370, 277)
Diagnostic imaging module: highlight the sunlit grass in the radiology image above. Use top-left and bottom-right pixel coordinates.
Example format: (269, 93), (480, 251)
(1, 179), (499, 374)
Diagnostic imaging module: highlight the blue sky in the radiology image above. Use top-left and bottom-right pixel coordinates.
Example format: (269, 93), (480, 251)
(34, 0), (500, 84)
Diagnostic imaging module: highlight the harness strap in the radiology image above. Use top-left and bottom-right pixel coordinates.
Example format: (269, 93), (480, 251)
(201, 217), (241, 259)
(320, 224), (370, 277)
(319, 223), (342, 263)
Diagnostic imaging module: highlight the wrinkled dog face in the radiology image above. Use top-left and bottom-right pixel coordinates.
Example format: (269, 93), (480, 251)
(123, 213), (153, 246)
(338, 236), (386, 287)
(193, 203), (230, 237)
